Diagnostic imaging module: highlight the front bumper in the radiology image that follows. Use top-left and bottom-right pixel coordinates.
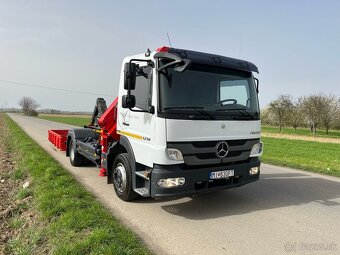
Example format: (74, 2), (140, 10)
(150, 159), (260, 198)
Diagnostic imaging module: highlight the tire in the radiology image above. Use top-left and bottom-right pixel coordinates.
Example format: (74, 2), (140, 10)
(112, 153), (138, 201)
(69, 138), (87, 166)
(72, 128), (98, 140)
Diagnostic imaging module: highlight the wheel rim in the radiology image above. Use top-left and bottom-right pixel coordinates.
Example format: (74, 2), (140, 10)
(70, 141), (75, 162)
(113, 163), (127, 193)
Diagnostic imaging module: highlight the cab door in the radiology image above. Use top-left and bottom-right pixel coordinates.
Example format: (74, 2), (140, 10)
(118, 64), (156, 167)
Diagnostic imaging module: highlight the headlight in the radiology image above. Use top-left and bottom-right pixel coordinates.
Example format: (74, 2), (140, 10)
(157, 177), (186, 188)
(250, 142), (263, 157)
(166, 148), (184, 161)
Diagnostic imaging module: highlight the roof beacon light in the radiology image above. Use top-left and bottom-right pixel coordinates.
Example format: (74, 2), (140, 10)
(156, 46), (170, 52)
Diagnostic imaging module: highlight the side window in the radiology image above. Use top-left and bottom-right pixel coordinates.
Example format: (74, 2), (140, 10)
(132, 66), (152, 110)
(219, 79), (249, 107)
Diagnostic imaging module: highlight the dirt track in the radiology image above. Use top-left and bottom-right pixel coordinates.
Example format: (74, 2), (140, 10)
(262, 132), (340, 144)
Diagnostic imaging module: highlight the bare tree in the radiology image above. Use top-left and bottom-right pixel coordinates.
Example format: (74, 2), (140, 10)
(19, 97), (40, 116)
(268, 95), (293, 132)
(260, 107), (276, 126)
(289, 98), (304, 132)
(319, 94), (340, 134)
(301, 94), (323, 135)
(334, 109), (340, 130)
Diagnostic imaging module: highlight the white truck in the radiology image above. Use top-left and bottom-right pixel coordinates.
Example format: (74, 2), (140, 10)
(49, 46), (263, 201)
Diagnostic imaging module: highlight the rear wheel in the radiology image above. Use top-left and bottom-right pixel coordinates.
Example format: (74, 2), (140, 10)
(69, 138), (87, 166)
(112, 153), (138, 201)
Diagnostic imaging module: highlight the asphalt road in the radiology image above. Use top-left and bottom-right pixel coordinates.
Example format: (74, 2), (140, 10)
(8, 113), (340, 255)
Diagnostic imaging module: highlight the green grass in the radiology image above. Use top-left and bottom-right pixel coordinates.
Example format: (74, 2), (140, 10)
(17, 188), (33, 200)
(3, 113), (151, 255)
(262, 125), (340, 138)
(11, 166), (26, 180)
(8, 224), (47, 255)
(9, 217), (25, 229)
(38, 115), (90, 127)
(262, 137), (340, 177)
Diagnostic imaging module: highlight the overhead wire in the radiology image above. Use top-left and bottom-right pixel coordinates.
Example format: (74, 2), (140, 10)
(0, 79), (115, 97)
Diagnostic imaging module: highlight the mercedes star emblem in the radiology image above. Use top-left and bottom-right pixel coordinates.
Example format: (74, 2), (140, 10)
(216, 141), (229, 158)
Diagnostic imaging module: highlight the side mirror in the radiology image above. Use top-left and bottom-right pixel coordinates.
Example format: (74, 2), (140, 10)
(124, 63), (136, 90)
(254, 77), (259, 93)
(122, 95), (136, 109)
(148, 105), (155, 114)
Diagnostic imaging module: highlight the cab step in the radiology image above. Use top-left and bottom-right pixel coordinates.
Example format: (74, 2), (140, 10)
(134, 187), (149, 197)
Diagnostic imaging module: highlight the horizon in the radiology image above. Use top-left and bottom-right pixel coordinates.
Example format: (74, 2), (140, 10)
(1, 1), (339, 111)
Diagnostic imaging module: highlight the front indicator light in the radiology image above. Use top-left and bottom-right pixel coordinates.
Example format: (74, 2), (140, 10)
(157, 177), (186, 188)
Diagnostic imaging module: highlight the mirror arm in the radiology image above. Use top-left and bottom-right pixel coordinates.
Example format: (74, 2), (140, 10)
(154, 52), (187, 72)
(129, 106), (155, 114)
(156, 59), (183, 72)
(155, 58), (191, 73)
(129, 59), (154, 67)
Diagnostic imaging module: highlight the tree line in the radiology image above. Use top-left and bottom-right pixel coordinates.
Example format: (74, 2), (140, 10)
(262, 93), (340, 134)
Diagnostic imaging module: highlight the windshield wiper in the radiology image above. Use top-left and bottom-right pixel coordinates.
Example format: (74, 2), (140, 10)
(164, 106), (215, 120)
(164, 106), (204, 110)
(216, 108), (257, 120)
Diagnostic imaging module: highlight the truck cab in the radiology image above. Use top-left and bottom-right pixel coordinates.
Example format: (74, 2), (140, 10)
(112, 46), (262, 200)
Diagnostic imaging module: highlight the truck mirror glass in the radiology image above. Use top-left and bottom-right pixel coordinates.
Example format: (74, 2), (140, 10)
(124, 63), (136, 90)
(122, 95), (136, 109)
(254, 77), (259, 93)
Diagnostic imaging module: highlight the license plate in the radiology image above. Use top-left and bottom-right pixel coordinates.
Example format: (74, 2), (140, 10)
(209, 170), (234, 179)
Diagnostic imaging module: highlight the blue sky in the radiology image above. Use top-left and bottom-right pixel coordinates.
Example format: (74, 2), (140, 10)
(0, 0), (339, 111)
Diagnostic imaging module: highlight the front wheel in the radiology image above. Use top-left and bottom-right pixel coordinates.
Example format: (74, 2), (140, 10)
(112, 153), (138, 201)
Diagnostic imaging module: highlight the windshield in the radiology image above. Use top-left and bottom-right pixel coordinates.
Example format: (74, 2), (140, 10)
(158, 63), (259, 120)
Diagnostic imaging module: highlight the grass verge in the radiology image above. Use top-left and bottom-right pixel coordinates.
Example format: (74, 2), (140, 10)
(38, 115), (89, 127)
(262, 137), (340, 177)
(2, 113), (151, 255)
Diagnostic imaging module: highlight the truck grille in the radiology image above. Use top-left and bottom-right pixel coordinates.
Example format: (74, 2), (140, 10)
(167, 139), (260, 166)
